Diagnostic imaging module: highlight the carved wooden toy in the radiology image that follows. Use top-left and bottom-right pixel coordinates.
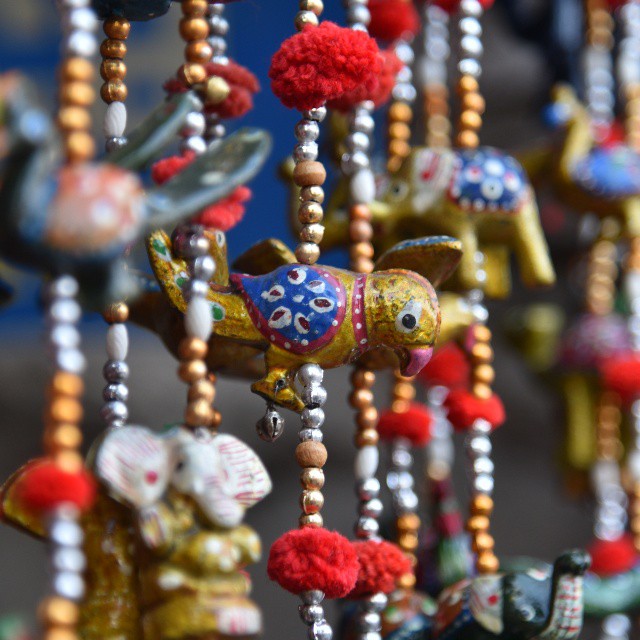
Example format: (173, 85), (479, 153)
(137, 233), (462, 412)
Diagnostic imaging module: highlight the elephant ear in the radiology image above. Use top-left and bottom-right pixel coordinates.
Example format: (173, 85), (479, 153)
(94, 425), (174, 509)
(232, 238), (296, 275)
(469, 575), (504, 634)
(373, 236), (463, 287)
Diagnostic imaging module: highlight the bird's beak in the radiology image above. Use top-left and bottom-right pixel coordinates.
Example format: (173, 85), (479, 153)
(398, 346), (434, 376)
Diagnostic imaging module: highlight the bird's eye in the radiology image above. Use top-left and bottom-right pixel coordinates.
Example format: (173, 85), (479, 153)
(395, 300), (422, 333)
(388, 181), (408, 201)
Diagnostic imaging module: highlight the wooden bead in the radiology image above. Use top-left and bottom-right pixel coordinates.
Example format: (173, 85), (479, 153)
(388, 102), (412, 122)
(178, 359), (208, 383)
(471, 494), (494, 516)
(300, 185), (325, 204)
(349, 388), (374, 409)
(295, 441), (327, 468)
(39, 597), (79, 627)
(50, 398), (83, 424)
(300, 489), (324, 514)
(58, 106), (91, 132)
(100, 39), (127, 60)
(397, 572), (416, 589)
(60, 58), (94, 83)
(188, 378), (216, 403)
(458, 75), (479, 94)
(186, 41), (214, 64)
(351, 368), (375, 388)
(50, 372), (84, 398)
(349, 220), (373, 243)
(100, 80), (128, 103)
(54, 451), (83, 474)
(299, 513), (323, 527)
(205, 76), (231, 105)
(179, 17), (210, 41)
(66, 132), (96, 164)
(178, 337), (208, 360)
(355, 428), (379, 447)
(60, 82), (95, 107)
(182, 0), (208, 16)
(300, 467), (325, 490)
(46, 424), (82, 451)
(298, 201), (324, 224)
(178, 63), (207, 87)
(350, 204), (372, 222)
(103, 302), (129, 324)
(397, 513), (420, 531)
(477, 551), (500, 574)
(456, 130), (479, 150)
(350, 242), (375, 260)
(100, 59), (127, 81)
(389, 122), (411, 140)
(185, 399), (214, 427)
(104, 18), (131, 39)
(353, 256), (375, 274)
(300, 0), (324, 14)
(293, 161), (326, 187)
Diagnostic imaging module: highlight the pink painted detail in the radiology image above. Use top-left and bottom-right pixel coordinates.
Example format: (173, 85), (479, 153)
(401, 346), (434, 376)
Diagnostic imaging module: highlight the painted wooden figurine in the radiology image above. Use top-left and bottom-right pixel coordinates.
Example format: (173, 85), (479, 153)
(136, 233), (463, 411)
(92, 0), (171, 20)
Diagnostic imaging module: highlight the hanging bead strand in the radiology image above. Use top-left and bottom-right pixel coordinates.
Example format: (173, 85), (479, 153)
(421, 3), (451, 148)
(205, 3), (229, 143)
(295, 364), (332, 640)
(101, 303), (129, 429)
(100, 17), (129, 151)
(455, 0), (485, 149)
(619, 1), (640, 151)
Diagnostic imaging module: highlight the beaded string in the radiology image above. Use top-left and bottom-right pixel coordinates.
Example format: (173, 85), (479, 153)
(101, 17), (129, 151)
(619, 1), (640, 150)
(421, 3), (451, 148)
(39, 2), (99, 638)
(205, 3), (229, 142)
(584, 0), (615, 141)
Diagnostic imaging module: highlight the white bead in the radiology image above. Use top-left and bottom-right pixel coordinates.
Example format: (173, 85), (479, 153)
(591, 460), (621, 489)
(53, 571), (85, 601)
(628, 451), (640, 481)
(428, 439), (454, 466)
(461, 35), (483, 58)
(350, 169), (376, 204)
(104, 102), (127, 138)
(67, 30), (97, 57)
(106, 323), (128, 361)
(354, 446), (379, 480)
(185, 297), (213, 341)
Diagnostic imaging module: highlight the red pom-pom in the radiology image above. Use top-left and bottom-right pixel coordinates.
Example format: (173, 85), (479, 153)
(600, 353), (640, 405)
(164, 60), (259, 120)
(328, 49), (403, 112)
(16, 461), (96, 513)
(193, 186), (251, 231)
(348, 540), (412, 598)
(151, 153), (194, 185)
(377, 402), (432, 446)
(269, 22), (381, 111)
(417, 343), (471, 389)
(588, 535), (638, 576)
(444, 390), (505, 432)
(431, 0), (494, 13)
(368, 0), (420, 41)
(268, 528), (359, 598)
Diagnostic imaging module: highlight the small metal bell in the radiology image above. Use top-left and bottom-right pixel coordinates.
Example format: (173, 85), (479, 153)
(256, 404), (285, 442)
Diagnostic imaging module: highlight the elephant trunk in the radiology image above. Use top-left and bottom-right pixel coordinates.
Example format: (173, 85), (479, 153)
(535, 550), (590, 639)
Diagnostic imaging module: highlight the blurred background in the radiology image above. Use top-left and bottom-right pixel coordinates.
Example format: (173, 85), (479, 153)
(0, 0), (606, 638)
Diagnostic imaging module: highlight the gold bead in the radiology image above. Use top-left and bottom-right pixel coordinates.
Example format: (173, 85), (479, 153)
(46, 424), (82, 451)
(54, 451), (83, 474)
(466, 515), (490, 532)
(300, 0), (324, 14)
(179, 17), (210, 41)
(100, 80), (128, 103)
(388, 139), (411, 160)
(387, 156), (403, 174)
(459, 109), (482, 131)
(300, 185), (325, 204)
(355, 428), (379, 447)
(456, 130), (480, 150)
(477, 551), (500, 574)
(100, 59), (127, 81)
(100, 39), (127, 60)
(186, 40), (214, 64)
(388, 102), (412, 122)
(349, 219), (373, 243)
(351, 368), (375, 388)
(293, 161), (327, 187)
(296, 441), (328, 468)
(60, 58), (94, 83)
(188, 379), (216, 405)
(300, 223), (325, 244)
(103, 302), (129, 324)
(181, 0), (208, 16)
(471, 494), (494, 516)
(458, 75), (479, 94)
(474, 364), (495, 385)
(394, 381), (416, 400)
(298, 201), (324, 224)
(185, 399), (213, 427)
(473, 532), (495, 552)
(38, 597), (79, 627)
(295, 243), (321, 265)
(205, 76), (231, 105)
(473, 324), (492, 342)
(471, 342), (493, 362)
(178, 63), (207, 88)
(60, 82), (95, 107)
(299, 513), (324, 527)
(350, 204), (372, 221)
(472, 383), (493, 400)
(178, 359), (208, 383)
(349, 388), (374, 409)
(178, 337), (208, 360)
(295, 10), (319, 29)
(300, 489), (324, 514)
(49, 397), (83, 424)
(57, 106), (91, 132)
(358, 405), (378, 425)
(389, 122), (411, 141)
(211, 409), (222, 429)
(300, 467), (325, 490)
(66, 131), (95, 164)
(104, 18), (131, 40)
(43, 629), (78, 640)
(350, 242), (375, 260)
(398, 532), (419, 551)
(397, 513), (420, 531)
(50, 372), (84, 398)
(397, 572), (416, 589)
(461, 92), (485, 114)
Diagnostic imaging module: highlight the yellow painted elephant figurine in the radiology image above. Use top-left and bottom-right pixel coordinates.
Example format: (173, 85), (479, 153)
(133, 233), (463, 412)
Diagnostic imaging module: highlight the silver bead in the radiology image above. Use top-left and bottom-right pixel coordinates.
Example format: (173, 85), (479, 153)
(103, 359), (130, 382)
(256, 406), (285, 442)
(208, 15), (229, 35)
(386, 470), (413, 491)
(49, 298), (82, 324)
(101, 400), (129, 424)
(103, 382), (128, 403)
(301, 407), (325, 429)
(473, 456), (494, 475)
(181, 111), (206, 138)
(299, 604), (324, 624)
(474, 473), (494, 495)
(105, 136), (127, 152)
(49, 519), (83, 547)
(395, 489), (419, 512)
(50, 324), (81, 350)
(57, 349), (86, 375)
(181, 135), (207, 156)
(209, 36), (227, 55)
(52, 546), (86, 573)
(350, 113), (375, 135)
(357, 613), (381, 633)
(396, 66), (413, 84)
(395, 41), (415, 65)
(66, 31), (97, 57)
(360, 633), (381, 640)
(347, 4), (370, 26)
(458, 58), (481, 78)
(184, 280), (210, 299)
(341, 151), (370, 174)
(303, 106), (327, 122)
(310, 621), (332, 640)
(294, 141), (319, 162)
(355, 516), (379, 538)
(344, 132), (370, 153)
(468, 434), (491, 456)
(471, 418), (492, 435)
(392, 83), (417, 103)
(299, 428), (323, 442)
(357, 477), (380, 501)
(47, 275), (78, 299)
(391, 445), (412, 469)
(300, 590), (325, 605)
(193, 255), (216, 281)
(461, 35), (483, 57)
(363, 593), (388, 613)
(173, 228), (209, 260)
(459, 16), (482, 36)
(52, 571), (85, 601)
(360, 498), (383, 518)
(295, 119), (320, 142)
(301, 385), (327, 407)
(297, 363), (324, 387)
(66, 7), (97, 32)
(460, 0), (483, 17)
